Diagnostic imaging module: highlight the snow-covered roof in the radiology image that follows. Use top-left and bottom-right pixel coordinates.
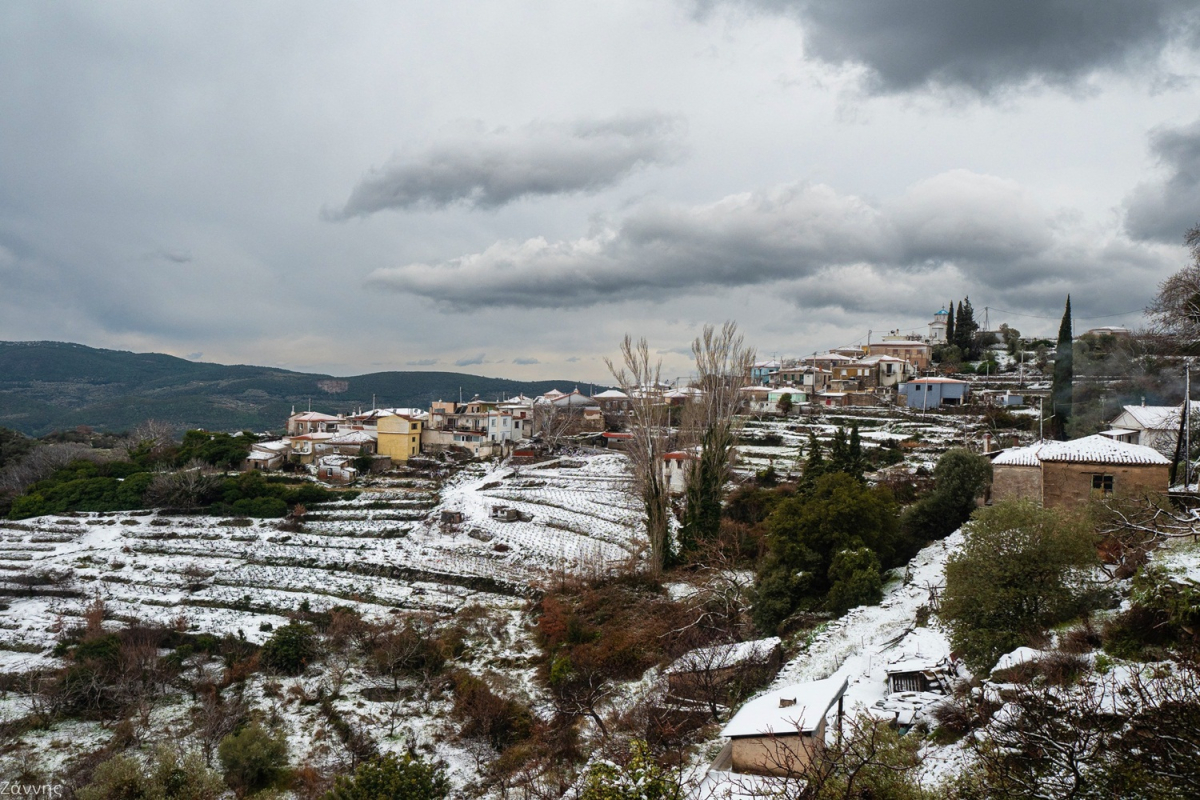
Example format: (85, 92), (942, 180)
(991, 445), (1043, 467)
(885, 658), (947, 675)
(857, 354), (910, 364)
(290, 411), (340, 422)
(665, 637), (780, 675)
(551, 390), (600, 408)
(1037, 434), (1170, 465)
(905, 377), (969, 385)
(994, 435), (1170, 467)
(1114, 402), (1200, 431)
(803, 352), (856, 362)
(720, 676), (848, 738)
(329, 430), (377, 445)
(252, 440), (291, 453)
(592, 389), (629, 399)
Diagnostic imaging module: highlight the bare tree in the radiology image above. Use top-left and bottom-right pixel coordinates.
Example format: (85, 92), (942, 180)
(127, 419), (177, 460)
(1146, 224), (1200, 347)
(0, 442), (99, 495)
(143, 459), (222, 509)
(532, 399), (578, 451)
(679, 322), (756, 556)
(606, 335), (673, 575)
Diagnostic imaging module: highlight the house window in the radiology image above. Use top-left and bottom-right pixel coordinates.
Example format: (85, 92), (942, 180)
(1092, 474), (1114, 495)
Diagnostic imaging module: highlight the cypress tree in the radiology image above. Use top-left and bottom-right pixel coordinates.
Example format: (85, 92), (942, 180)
(799, 430), (826, 494)
(1051, 296), (1073, 439)
(848, 423), (865, 480)
(945, 302), (956, 345)
(956, 297), (978, 358)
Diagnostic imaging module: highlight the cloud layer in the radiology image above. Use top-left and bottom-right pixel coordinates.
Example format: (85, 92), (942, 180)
(707, 0), (1199, 95)
(329, 115), (685, 217)
(1125, 117), (1200, 243)
(368, 170), (1151, 312)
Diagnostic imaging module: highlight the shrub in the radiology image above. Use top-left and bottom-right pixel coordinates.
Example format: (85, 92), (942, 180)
(940, 500), (1096, 673)
(580, 740), (674, 800)
(79, 746), (224, 800)
(753, 472), (898, 632)
(898, 448), (991, 556)
(450, 672), (533, 750)
(324, 753), (448, 800)
(218, 722), (289, 795)
(260, 622), (317, 675)
(826, 547), (884, 614)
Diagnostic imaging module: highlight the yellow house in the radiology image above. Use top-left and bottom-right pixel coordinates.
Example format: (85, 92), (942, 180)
(376, 414), (422, 461)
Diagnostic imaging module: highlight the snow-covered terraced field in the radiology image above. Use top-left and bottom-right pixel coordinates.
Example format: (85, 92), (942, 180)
(0, 452), (646, 658)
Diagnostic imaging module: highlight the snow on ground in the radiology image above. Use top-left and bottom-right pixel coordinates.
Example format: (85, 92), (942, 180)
(689, 530), (972, 794)
(0, 452), (647, 793)
(0, 452), (646, 658)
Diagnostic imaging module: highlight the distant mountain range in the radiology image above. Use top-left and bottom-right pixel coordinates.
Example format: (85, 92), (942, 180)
(0, 341), (594, 436)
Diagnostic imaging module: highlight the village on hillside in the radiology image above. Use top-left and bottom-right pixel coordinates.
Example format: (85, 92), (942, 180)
(4, 293), (1200, 798)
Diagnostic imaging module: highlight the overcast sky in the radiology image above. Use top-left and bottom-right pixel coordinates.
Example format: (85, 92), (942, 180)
(2, 1), (1199, 382)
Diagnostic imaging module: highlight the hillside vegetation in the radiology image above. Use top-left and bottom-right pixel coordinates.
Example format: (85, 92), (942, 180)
(0, 341), (588, 436)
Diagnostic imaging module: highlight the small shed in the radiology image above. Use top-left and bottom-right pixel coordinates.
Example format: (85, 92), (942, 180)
(719, 676), (848, 777)
(490, 505), (521, 522)
(440, 510), (464, 525)
(885, 659), (952, 695)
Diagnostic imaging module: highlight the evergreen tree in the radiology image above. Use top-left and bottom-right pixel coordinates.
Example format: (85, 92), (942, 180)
(956, 297), (979, 358)
(798, 430), (826, 493)
(1051, 295), (1073, 440)
(848, 424), (865, 481)
(829, 428), (849, 474)
(945, 302), (955, 345)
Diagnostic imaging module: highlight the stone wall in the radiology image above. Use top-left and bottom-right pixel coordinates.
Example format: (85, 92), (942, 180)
(991, 464), (1042, 505)
(1041, 462), (1169, 509)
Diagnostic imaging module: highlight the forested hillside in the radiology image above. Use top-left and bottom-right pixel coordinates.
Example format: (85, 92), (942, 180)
(0, 341), (588, 435)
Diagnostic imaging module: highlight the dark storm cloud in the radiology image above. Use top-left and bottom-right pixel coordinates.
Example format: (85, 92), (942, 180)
(367, 170), (1142, 311)
(703, 0), (1199, 95)
(1124, 118), (1200, 243)
(327, 115), (685, 218)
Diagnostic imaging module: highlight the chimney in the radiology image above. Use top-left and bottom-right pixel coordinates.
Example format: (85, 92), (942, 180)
(779, 697), (796, 708)
(983, 433), (993, 454)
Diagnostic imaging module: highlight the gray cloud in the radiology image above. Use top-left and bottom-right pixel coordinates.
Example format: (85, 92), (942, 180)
(1124, 117), (1200, 243)
(406, 358), (439, 366)
(186, 352), (203, 360)
(704, 0), (1199, 96)
(368, 170), (1137, 311)
(152, 248), (192, 264)
(454, 353), (486, 366)
(328, 115), (685, 217)
(512, 356), (540, 365)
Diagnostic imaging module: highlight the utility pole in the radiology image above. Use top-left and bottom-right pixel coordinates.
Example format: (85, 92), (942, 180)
(1187, 362), (1192, 489)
